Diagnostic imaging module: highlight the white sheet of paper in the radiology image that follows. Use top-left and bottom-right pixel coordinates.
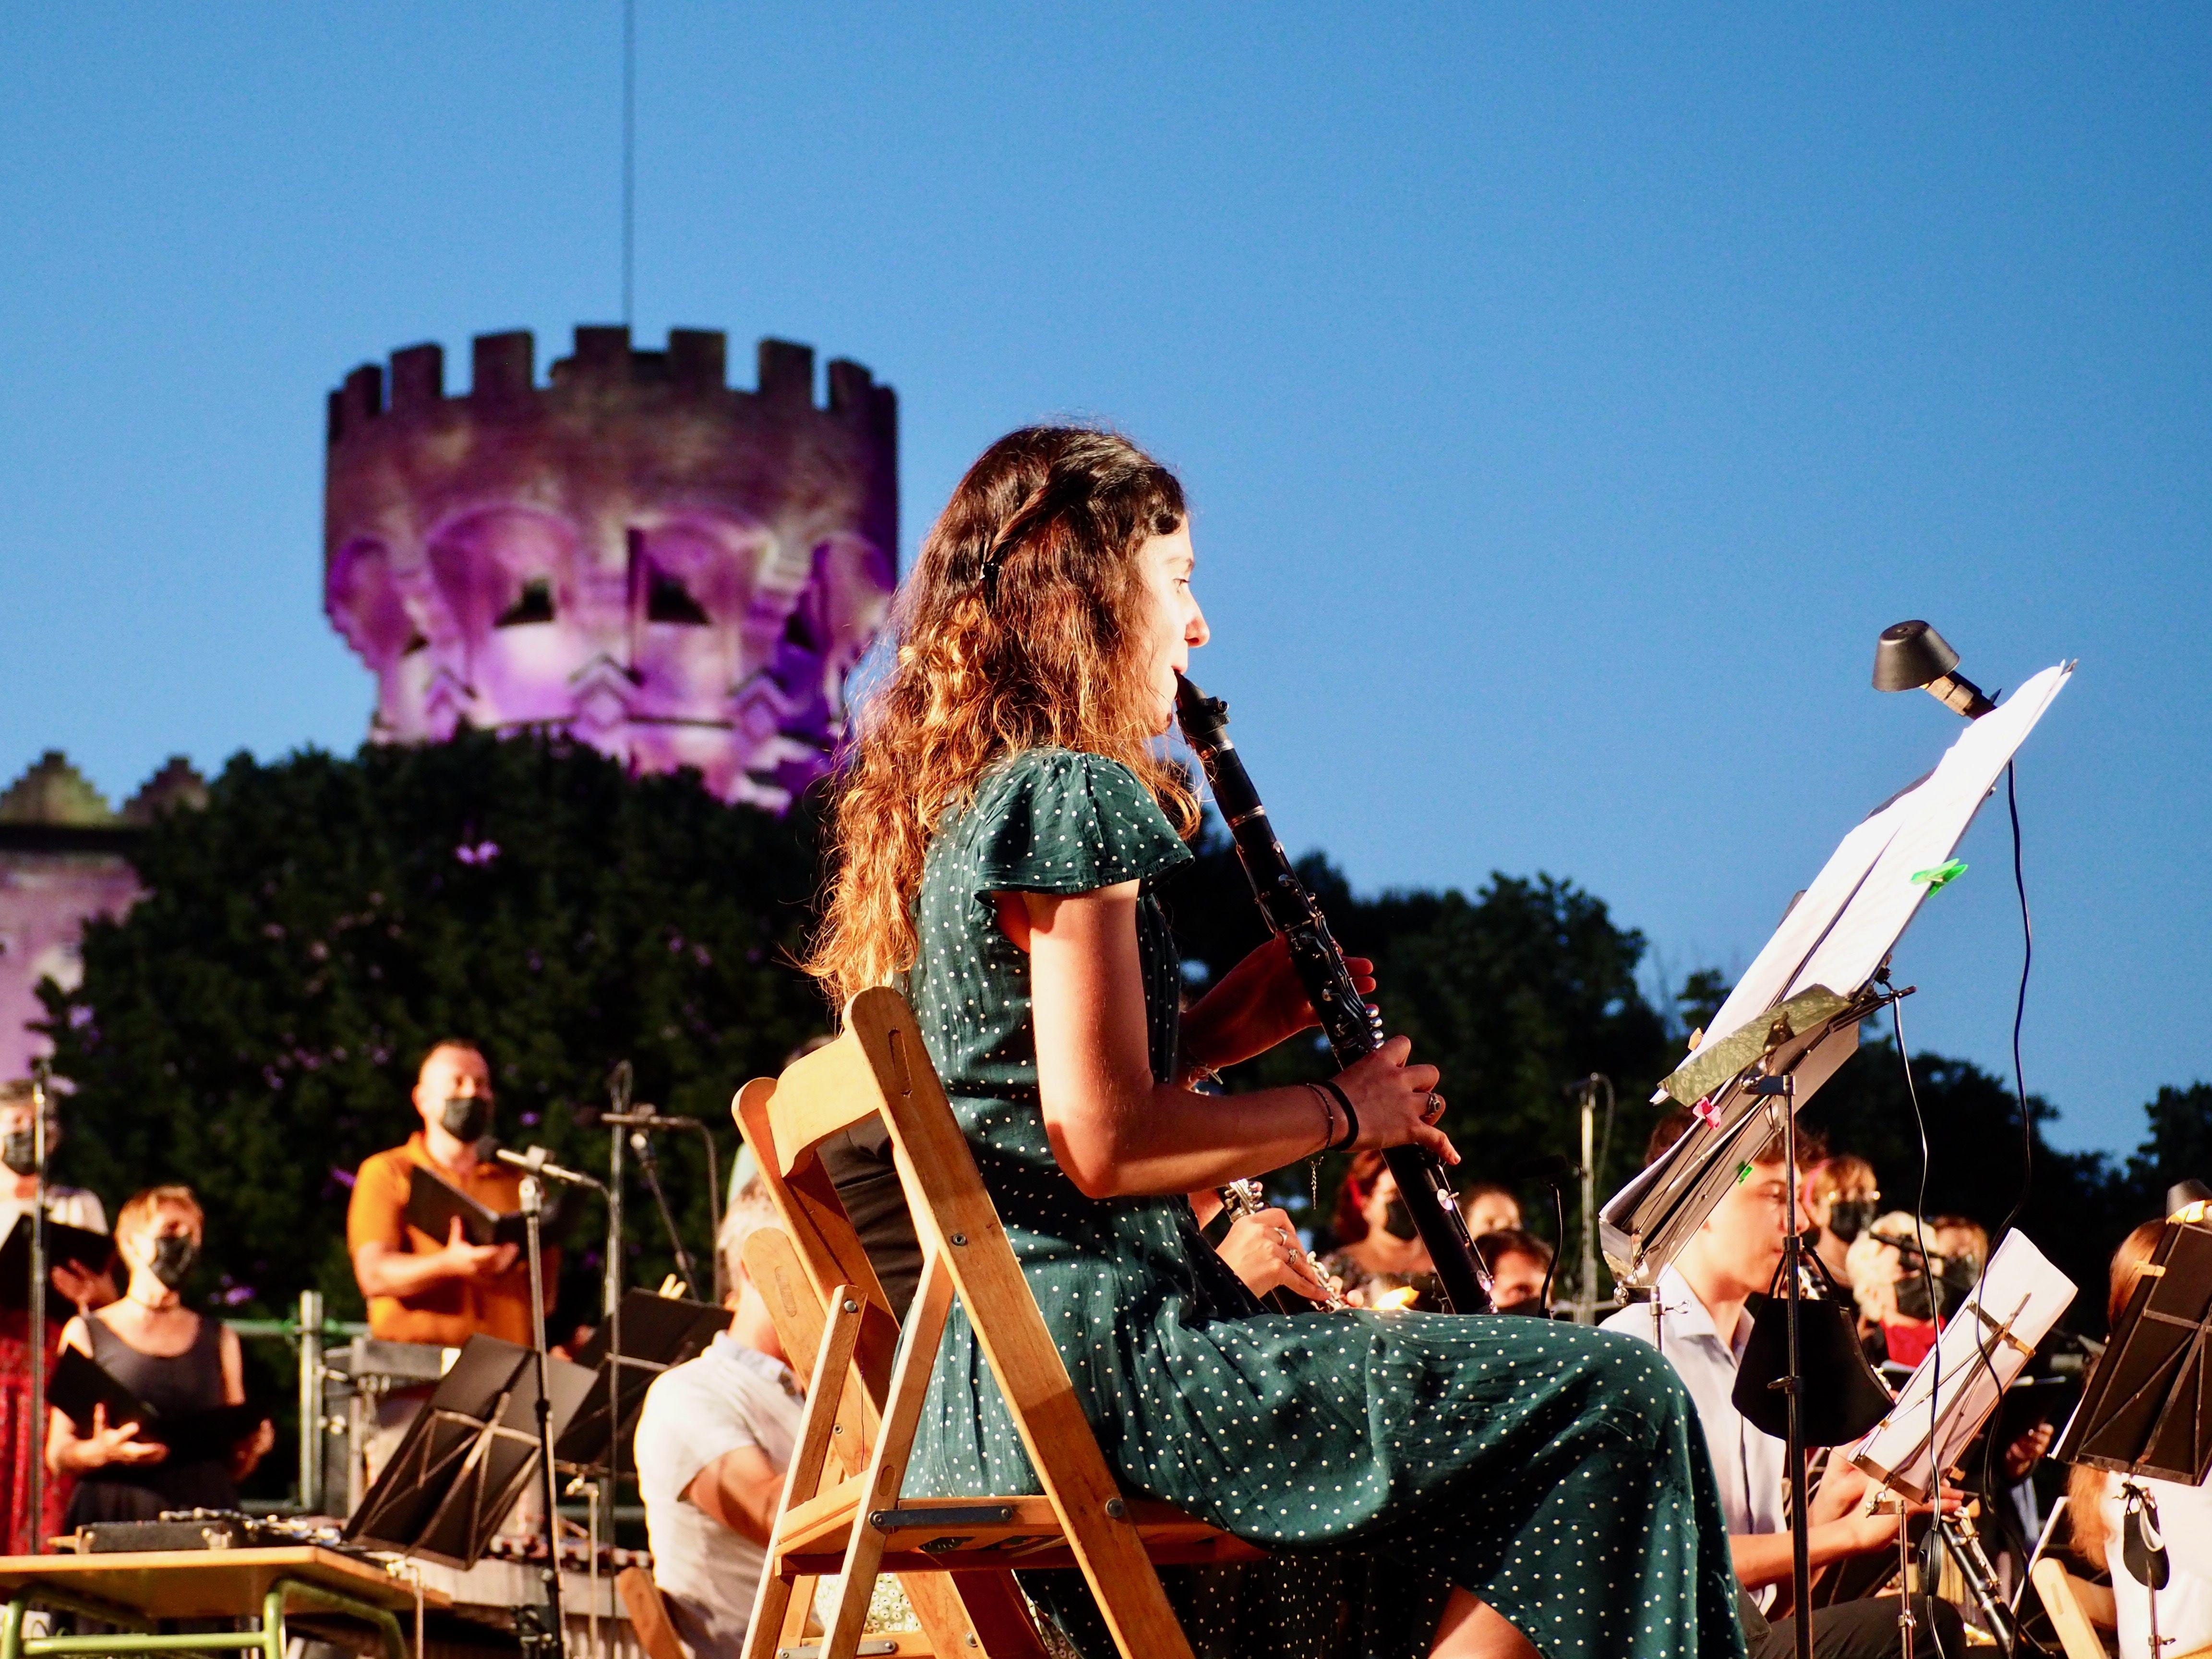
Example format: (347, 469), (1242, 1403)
(1849, 1229), (2078, 1502)
(1692, 662), (2072, 1070)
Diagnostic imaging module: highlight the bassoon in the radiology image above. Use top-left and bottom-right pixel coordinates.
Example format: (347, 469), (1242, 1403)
(1176, 673), (1494, 1314)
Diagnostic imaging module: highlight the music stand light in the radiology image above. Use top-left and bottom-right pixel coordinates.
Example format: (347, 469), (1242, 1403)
(1873, 620), (1996, 720)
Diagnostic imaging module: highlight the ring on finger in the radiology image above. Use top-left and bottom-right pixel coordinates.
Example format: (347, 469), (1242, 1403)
(1423, 1092), (1446, 1123)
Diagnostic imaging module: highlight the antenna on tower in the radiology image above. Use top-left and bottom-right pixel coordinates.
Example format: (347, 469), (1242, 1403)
(622, 0), (636, 325)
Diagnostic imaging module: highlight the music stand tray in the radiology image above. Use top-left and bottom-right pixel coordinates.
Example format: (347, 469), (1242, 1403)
(2056, 1216), (2212, 1483)
(1851, 1228), (2078, 1503)
(341, 1336), (595, 1569)
(554, 1289), (730, 1474)
(1601, 661), (2074, 1288)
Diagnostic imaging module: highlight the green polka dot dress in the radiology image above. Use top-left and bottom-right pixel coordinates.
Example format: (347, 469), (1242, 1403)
(903, 748), (1746, 1659)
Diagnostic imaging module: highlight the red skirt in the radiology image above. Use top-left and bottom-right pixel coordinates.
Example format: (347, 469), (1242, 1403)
(0, 1310), (76, 1554)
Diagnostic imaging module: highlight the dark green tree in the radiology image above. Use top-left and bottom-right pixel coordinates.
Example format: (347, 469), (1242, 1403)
(39, 732), (829, 1327)
(1791, 1037), (2136, 1326)
(2125, 1083), (2212, 1216)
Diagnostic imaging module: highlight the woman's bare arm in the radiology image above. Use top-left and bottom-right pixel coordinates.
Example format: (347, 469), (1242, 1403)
(1025, 884), (1450, 1199)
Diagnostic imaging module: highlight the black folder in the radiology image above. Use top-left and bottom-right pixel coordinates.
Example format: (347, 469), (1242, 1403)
(403, 1163), (571, 1250)
(48, 1346), (267, 1462)
(0, 1212), (116, 1310)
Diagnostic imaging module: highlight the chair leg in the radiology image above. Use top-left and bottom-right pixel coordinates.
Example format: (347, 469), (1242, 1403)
(742, 1286), (866, 1659)
(815, 1251), (954, 1659)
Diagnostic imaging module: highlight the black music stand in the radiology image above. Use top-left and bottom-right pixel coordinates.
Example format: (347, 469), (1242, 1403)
(2056, 1216), (2212, 1659)
(553, 1288), (730, 1475)
(340, 1335), (596, 1570)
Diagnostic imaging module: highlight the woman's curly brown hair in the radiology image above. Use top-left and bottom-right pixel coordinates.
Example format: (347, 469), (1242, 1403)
(806, 426), (1198, 1011)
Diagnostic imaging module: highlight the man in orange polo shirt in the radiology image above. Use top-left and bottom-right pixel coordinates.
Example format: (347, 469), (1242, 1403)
(346, 1040), (556, 1347)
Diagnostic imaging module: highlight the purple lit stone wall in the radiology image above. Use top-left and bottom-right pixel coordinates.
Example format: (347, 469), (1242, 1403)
(325, 327), (898, 809)
(0, 755), (204, 1082)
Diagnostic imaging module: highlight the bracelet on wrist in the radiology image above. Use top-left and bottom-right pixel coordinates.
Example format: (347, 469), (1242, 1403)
(1318, 1078), (1358, 1153)
(1305, 1082), (1335, 1155)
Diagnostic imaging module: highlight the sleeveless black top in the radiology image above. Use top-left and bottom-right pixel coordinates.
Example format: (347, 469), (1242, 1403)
(67, 1311), (240, 1524)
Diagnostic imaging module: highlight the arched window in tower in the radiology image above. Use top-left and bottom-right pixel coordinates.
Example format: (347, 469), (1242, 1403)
(495, 578), (555, 627)
(645, 563), (711, 625)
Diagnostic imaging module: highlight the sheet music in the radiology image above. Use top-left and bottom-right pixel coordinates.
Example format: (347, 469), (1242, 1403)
(1692, 661), (2072, 1073)
(1850, 1229), (2078, 1502)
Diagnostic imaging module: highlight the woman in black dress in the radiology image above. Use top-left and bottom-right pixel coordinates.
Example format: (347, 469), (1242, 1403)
(46, 1184), (272, 1524)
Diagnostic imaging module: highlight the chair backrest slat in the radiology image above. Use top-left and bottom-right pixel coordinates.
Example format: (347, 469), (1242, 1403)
(733, 985), (1196, 1659)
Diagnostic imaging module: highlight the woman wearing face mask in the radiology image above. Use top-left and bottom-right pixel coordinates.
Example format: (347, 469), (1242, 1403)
(2, 1079), (117, 1551)
(46, 1184), (273, 1524)
(1321, 1151), (1445, 1310)
(1803, 1155), (1878, 1292)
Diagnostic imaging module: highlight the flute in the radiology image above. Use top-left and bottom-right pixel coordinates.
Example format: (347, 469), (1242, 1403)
(1176, 673), (1494, 1314)
(1220, 1177), (1350, 1312)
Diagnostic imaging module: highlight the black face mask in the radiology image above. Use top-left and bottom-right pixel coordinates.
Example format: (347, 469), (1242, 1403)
(1895, 1258), (1973, 1323)
(149, 1233), (199, 1291)
(1381, 1197), (1421, 1241)
(440, 1094), (493, 1143)
(1827, 1198), (1878, 1244)
(1, 1130), (36, 1177)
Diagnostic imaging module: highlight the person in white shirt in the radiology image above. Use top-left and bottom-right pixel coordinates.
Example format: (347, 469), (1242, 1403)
(2067, 1218), (2212, 1659)
(1602, 1129), (1962, 1659)
(633, 1181), (803, 1659)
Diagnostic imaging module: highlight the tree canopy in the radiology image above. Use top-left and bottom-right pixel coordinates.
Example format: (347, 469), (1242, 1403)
(40, 731), (828, 1324)
(34, 733), (2206, 1339)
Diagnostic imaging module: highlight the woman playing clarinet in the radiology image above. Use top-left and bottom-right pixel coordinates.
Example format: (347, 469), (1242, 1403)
(808, 427), (1745, 1659)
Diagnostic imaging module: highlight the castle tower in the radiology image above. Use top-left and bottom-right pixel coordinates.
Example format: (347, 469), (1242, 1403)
(324, 327), (898, 809)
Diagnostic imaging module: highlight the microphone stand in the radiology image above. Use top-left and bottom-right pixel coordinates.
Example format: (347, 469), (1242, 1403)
(496, 1147), (608, 1659)
(601, 1066), (631, 1531)
(626, 1131), (699, 1298)
(601, 1110), (722, 1305)
(517, 1173), (565, 1659)
(1748, 1070), (1813, 1659)
(26, 1066), (49, 1555)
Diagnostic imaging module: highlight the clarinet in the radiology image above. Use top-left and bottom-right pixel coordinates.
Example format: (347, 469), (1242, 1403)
(1177, 673), (1494, 1314)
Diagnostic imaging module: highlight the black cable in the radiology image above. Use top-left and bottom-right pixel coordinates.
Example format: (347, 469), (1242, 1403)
(1999, 761), (2035, 1243)
(1893, 993), (1954, 1659)
(1543, 1181), (1564, 1315)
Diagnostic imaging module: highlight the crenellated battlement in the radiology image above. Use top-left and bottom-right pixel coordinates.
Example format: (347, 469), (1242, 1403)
(326, 327), (895, 448)
(323, 325), (899, 811)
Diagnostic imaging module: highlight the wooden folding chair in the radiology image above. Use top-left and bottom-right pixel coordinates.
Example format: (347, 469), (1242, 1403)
(732, 986), (1263, 1659)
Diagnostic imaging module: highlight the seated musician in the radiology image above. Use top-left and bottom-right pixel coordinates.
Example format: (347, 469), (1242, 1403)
(804, 427), (1744, 1659)
(1458, 1180), (1523, 1238)
(1320, 1149), (1445, 1310)
(346, 1041), (555, 1478)
(1803, 1156), (1880, 1292)
(1601, 1132), (1964, 1658)
(46, 1184), (274, 1524)
(2067, 1219), (2209, 1659)
(633, 1181), (803, 1659)
(1475, 1228), (1553, 1317)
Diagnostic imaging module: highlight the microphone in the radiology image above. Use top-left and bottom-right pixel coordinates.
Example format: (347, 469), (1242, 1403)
(496, 1145), (607, 1192)
(1559, 1075), (1601, 1100)
(603, 1110), (699, 1130)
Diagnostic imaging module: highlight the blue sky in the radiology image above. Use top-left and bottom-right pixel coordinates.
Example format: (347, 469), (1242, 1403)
(1, 6), (2204, 1156)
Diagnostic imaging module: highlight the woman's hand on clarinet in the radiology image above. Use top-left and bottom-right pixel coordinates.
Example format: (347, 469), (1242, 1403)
(1336, 1037), (1456, 1164)
(1182, 936), (1376, 1073)
(1215, 1207), (1334, 1304)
